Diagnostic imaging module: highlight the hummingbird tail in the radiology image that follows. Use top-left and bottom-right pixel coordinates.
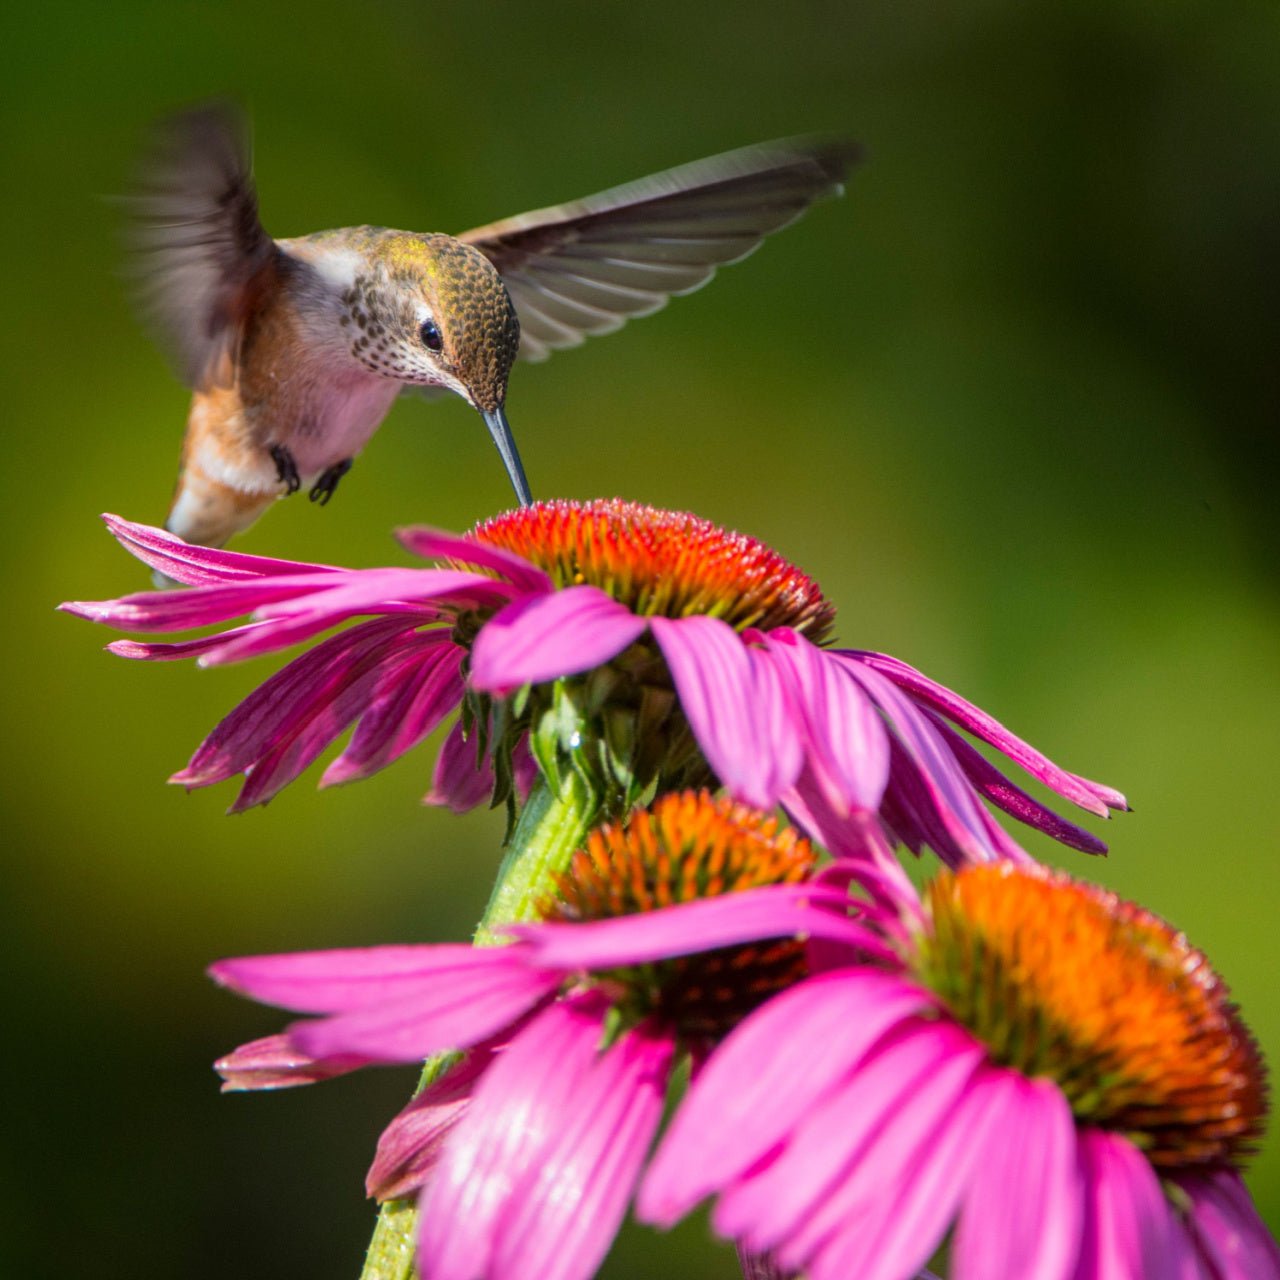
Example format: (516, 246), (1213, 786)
(164, 458), (276, 551)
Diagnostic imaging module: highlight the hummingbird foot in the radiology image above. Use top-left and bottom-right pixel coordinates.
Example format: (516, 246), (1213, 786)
(309, 458), (353, 506)
(269, 444), (301, 495)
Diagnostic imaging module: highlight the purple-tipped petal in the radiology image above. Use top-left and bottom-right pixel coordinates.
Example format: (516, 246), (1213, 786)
(1073, 1129), (1176, 1280)
(321, 638), (464, 787)
(1175, 1168), (1280, 1280)
(396, 525), (553, 594)
(416, 995), (607, 1280)
(757, 629), (889, 816)
(952, 1072), (1083, 1280)
(101, 514), (340, 585)
(638, 970), (932, 1225)
(490, 1023), (673, 1280)
(650, 615), (799, 809)
(423, 719), (495, 814)
(509, 883), (894, 971)
(213, 1033), (372, 1091)
(366, 1041), (500, 1201)
(844, 650), (1127, 815)
(927, 714), (1108, 855)
(469, 586), (646, 693)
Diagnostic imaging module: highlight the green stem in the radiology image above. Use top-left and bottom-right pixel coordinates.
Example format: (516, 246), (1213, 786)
(357, 769), (598, 1280)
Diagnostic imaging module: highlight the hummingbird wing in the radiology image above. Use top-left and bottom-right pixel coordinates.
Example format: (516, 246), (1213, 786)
(126, 103), (276, 389)
(458, 137), (861, 362)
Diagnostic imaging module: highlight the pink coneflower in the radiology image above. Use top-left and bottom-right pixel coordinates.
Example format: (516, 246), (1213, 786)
(640, 862), (1276, 1280)
(210, 792), (883, 1280)
(61, 503), (1124, 864)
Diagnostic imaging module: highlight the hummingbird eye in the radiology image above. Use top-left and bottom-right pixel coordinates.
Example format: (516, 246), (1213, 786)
(419, 319), (444, 353)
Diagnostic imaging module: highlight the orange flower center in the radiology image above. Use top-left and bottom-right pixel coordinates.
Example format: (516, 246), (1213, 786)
(542, 790), (816, 1044)
(916, 864), (1267, 1170)
(470, 499), (835, 641)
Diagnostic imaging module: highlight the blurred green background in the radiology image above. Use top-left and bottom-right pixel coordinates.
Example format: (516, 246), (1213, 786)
(3, 1), (1279, 1275)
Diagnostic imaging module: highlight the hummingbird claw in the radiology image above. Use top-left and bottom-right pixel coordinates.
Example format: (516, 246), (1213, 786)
(269, 444), (301, 495)
(309, 458), (353, 506)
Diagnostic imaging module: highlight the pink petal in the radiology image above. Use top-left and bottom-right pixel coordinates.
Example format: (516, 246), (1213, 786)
(366, 1041), (501, 1201)
(423, 718), (495, 814)
(508, 882), (895, 971)
(251, 567), (517, 625)
(806, 1065), (1006, 1280)
(396, 525), (553, 593)
(757, 629), (889, 815)
(321, 639), (464, 786)
(469, 586), (646, 693)
(416, 994), (607, 1280)
(105, 621), (274, 661)
(845, 650), (1127, 815)
(650, 615), (798, 809)
(101, 513), (341, 585)
(953, 1072), (1083, 1280)
(1175, 1168), (1280, 1280)
(927, 713), (1108, 855)
(171, 617), (423, 804)
(213, 1033), (373, 1091)
(638, 970), (931, 1226)
(491, 1023), (673, 1280)
(1073, 1129), (1176, 1280)
(717, 1020), (980, 1256)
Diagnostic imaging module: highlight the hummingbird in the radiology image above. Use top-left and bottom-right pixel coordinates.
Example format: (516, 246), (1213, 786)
(128, 104), (861, 549)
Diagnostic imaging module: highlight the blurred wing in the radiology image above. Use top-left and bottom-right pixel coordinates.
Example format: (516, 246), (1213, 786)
(459, 137), (862, 362)
(126, 102), (276, 388)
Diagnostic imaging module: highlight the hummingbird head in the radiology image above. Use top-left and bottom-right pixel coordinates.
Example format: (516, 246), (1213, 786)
(345, 231), (530, 503)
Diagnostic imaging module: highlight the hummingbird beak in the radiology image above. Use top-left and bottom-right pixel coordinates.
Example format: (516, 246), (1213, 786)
(480, 405), (533, 507)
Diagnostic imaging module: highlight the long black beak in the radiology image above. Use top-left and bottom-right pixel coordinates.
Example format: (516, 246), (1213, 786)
(480, 405), (532, 507)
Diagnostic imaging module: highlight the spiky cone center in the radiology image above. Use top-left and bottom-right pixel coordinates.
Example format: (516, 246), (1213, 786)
(540, 790), (816, 1045)
(914, 863), (1267, 1171)
(469, 499), (836, 641)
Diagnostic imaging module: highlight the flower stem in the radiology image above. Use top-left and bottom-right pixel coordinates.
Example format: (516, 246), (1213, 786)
(357, 769), (598, 1280)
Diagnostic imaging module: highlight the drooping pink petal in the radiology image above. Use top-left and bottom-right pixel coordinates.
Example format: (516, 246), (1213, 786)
(321, 638), (464, 787)
(756, 629), (889, 816)
(490, 1023), (674, 1280)
(805, 1065), (1005, 1280)
(171, 616), (422, 801)
(952, 1072), (1083, 1280)
(416, 994), (607, 1280)
(105, 622), (274, 661)
(840, 657), (1006, 865)
(251, 568), (518, 626)
(1175, 1168), (1280, 1280)
(60, 572), (348, 634)
(366, 1041), (502, 1201)
(844, 650), (1127, 815)
(735, 1247), (793, 1280)
(396, 525), (553, 594)
(716, 1019), (978, 1256)
(508, 882), (894, 971)
(650, 614), (798, 809)
(1072, 1129), (1176, 1280)
(469, 586), (647, 694)
(212, 1033), (373, 1091)
(101, 513), (341, 585)
(638, 970), (932, 1226)
(927, 714), (1108, 855)
(423, 719), (495, 814)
